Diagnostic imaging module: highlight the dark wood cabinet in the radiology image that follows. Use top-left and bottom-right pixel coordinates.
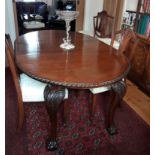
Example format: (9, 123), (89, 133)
(126, 34), (150, 95)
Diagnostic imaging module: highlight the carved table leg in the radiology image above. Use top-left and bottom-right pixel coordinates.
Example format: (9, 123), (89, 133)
(44, 84), (66, 151)
(106, 80), (126, 135)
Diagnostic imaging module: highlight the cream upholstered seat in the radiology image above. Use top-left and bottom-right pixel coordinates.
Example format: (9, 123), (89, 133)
(78, 31), (120, 50)
(20, 73), (68, 102)
(97, 38), (120, 49)
(89, 78), (126, 94)
(23, 21), (45, 29)
(20, 74), (47, 102)
(89, 85), (111, 94)
(35, 15), (44, 20)
(78, 30), (94, 37)
(5, 34), (68, 130)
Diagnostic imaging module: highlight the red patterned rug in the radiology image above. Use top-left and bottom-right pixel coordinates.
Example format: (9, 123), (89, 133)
(24, 91), (121, 155)
(5, 68), (150, 155)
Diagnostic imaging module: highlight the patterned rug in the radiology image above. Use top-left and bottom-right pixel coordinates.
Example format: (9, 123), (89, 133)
(5, 68), (150, 155)
(24, 91), (121, 155)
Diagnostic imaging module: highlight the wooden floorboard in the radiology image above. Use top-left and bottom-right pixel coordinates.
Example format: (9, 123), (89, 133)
(124, 80), (150, 125)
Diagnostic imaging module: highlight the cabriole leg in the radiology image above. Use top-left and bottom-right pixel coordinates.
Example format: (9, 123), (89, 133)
(44, 84), (66, 151)
(107, 80), (126, 135)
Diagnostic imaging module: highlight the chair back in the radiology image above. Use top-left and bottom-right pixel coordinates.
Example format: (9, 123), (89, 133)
(93, 10), (115, 39)
(5, 34), (14, 53)
(5, 34), (23, 117)
(112, 29), (139, 61)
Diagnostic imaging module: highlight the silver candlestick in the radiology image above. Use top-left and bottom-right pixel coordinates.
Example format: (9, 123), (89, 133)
(56, 10), (79, 50)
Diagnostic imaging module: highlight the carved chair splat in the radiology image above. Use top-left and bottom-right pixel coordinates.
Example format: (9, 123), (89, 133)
(93, 10), (115, 38)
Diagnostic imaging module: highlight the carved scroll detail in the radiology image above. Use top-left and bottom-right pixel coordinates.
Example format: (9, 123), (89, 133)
(111, 80), (126, 98)
(44, 85), (66, 109)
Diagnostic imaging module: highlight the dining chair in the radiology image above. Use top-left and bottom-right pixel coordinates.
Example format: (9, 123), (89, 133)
(79, 10), (120, 49)
(93, 10), (114, 38)
(89, 28), (139, 118)
(93, 10), (122, 49)
(5, 34), (68, 130)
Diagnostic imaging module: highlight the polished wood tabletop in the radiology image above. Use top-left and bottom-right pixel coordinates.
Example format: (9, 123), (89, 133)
(14, 30), (131, 150)
(15, 30), (130, 88)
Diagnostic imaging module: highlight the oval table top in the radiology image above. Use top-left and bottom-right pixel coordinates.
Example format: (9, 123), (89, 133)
(15, 30), (130, 88)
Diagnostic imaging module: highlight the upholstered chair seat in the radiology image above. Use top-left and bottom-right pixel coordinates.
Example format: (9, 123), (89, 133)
(79, 31), (120, 49)
(5, 34), (68, 130)
(35, 15), (44, 20)
(23, 21), (45, 29)
(89, 85), (111, 94)
(89, 78), (125, 95)
(20, 74), (68, 102)
(78, 30), (93, 37)
(97, 38), (120, 49)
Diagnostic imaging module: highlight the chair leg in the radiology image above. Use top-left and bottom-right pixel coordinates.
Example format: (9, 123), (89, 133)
(89, 93), (97, 121)
(62, 99), (69, 125)
(17, 101), (24, 131)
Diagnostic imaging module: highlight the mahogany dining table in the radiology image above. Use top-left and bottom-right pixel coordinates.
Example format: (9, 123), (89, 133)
(15, 30), (130, 151)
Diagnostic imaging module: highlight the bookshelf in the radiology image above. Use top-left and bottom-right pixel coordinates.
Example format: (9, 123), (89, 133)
(122, 0), (150, 37)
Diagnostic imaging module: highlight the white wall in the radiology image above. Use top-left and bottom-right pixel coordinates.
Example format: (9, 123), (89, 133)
(5, 0), (16, 44)
(125, 0), (138, 11)
(83, 0), (104, 36)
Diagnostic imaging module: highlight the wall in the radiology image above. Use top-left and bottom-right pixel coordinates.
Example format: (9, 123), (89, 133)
(83, 0), (104, 36)
(125, 0), (138, 11)
(5, 0), (16, 44)
(5, 0), (17, 66)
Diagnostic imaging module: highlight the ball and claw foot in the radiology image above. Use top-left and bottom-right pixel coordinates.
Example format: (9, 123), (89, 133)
(107, 126), (117, 135)
(46, 138), (58, 151)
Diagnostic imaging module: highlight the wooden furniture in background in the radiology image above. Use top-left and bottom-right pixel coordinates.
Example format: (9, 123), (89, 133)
(90, 29), (139, 121)
(126, 34), (150, 95)
(15, 30), (130, 151)
(118, 0), (150, 95)
(93, 10), (114, 39)
(92, 10), (118, 48)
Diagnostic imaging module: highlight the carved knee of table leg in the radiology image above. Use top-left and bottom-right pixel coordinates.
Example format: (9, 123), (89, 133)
(44, 84), (67, 151)
(112, 80), (126, 99)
